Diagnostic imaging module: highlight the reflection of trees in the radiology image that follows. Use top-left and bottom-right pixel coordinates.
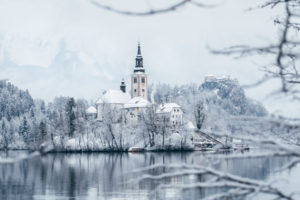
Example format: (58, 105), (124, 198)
(0, 152), (293, 200)
(68, 167), (76, 200)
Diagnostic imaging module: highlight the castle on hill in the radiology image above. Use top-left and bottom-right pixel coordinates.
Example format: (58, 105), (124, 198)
(87, 43), (183, 127)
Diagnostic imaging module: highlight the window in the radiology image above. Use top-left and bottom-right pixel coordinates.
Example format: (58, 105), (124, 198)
(134, 77), (137, 83)
(142, 89), (145, 92)
(134, 89), (137, 92)
(141, 77), (145, 83)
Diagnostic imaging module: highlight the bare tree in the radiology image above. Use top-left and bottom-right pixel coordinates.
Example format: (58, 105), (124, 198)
(212, 0), (300, 97)
(141, 105), (158, 147)
(90, 0), (212, 16)
(101, 103), (123, 150)
(128, 135), (300, 200)
(157, 114), (171, 148)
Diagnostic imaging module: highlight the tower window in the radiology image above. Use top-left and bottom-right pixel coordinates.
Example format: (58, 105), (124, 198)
(134, 77), (137, 83)
(141, 77), (145, 83)
(142, 89), (144, 92)
(134, 89), (137, 92)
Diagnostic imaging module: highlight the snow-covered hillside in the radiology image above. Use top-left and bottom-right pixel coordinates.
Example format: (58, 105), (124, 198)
(0, 80), (298, 151)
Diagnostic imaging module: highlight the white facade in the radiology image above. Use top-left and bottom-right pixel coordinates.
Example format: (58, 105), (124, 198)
(96, 90), (131, 121)
(156, 103), (183, 127)
(123, 97), (151, 124)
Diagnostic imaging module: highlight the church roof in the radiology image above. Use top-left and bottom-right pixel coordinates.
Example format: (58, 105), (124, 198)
(156, 103), (181, 113)
(96, 90), (131, 104)
(124, 96), (151, 108)
(86, 106), (97, 114)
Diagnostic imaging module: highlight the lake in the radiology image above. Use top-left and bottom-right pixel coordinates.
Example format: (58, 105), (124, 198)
(0, 151), (299, 200)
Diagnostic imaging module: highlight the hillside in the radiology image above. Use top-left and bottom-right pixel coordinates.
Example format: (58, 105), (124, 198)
(0, 80), (34, 121)
(200, 77), (267, 116)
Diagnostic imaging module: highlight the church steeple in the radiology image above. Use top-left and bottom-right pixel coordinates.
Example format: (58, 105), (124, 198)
(120, 79), (126, 93)
(134, 42), (145, 73)
(137, 42), (141, 55)
(131, 42), (148, 100)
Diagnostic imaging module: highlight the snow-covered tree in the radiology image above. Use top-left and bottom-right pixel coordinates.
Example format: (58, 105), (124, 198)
(65, 97), (76, 137)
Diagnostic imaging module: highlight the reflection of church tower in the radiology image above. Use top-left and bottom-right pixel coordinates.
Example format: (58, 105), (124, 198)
(131, 43), (148, 100)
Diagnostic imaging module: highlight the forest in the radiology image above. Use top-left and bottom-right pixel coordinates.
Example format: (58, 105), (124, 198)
(0, 77), (292, 152)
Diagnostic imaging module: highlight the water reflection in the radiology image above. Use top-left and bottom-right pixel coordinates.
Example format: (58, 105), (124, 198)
(0, 152), (294, 200)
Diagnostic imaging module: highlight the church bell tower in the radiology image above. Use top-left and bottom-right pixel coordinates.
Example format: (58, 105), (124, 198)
(131, 43), (148, 100)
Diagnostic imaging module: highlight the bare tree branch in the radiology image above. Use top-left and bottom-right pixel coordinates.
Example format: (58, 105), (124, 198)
(90, 0), (192, 16)
(90, 0), (215, 16)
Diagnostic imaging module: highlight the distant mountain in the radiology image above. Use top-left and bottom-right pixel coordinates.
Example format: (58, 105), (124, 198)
(0, 40), (115, 101)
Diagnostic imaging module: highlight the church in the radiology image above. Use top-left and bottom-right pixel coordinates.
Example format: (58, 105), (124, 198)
(95, 43), (151, 122)
(91, 43), (183, 127)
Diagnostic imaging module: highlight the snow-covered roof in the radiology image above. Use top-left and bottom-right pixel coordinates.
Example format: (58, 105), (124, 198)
(96, 90), (131, 104)
(156, 103), (181, 113)
(86, 106), (97, 114)
(96, 98), (103, 104)
(187, 121), (195, 130)
(123, 96), (151, 108)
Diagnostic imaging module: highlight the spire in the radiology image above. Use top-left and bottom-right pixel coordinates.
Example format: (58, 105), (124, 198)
(137, 42), (141, 55)
(134, 42), (145, 73)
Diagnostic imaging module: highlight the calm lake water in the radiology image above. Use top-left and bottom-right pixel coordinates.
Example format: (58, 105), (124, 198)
(0, 151), (299, 200)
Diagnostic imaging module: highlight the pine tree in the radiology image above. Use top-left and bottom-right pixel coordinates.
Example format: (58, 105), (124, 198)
(30, 108), (35, 118)
(40, 101), (46, 114)
(1, 119), (9, 149)
(65, 98), (76, 137)
(20, 116), (31, 145)
(194, 101), (206, 130)
(39, 121), (47, 142)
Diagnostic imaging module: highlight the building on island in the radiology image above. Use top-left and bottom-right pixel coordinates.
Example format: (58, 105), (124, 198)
(123, 96), (151, 124)
(156, 103), (183, 127)
(96, 87), (130, 121)
(93, 43), (183, 128)
(86, 106), (97, 119)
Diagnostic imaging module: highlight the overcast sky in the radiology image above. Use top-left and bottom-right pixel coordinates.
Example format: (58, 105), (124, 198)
(0, 0), (299, 117)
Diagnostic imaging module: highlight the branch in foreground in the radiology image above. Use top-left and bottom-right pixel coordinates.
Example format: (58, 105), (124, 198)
(90, 0), (214, 16)
(90, 0), (191, 16)
(129, 164), (295, 200)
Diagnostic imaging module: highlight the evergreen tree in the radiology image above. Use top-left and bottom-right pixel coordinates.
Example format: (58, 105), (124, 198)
(65, 98), (76, 137)
(0, 119), (9, 149)
(30, 108), (35, 118)
(194, 101), (206, 130)
(20, 116), (31, 145)
(39, 121), (47, 142)
(40, 101), (46, 114)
